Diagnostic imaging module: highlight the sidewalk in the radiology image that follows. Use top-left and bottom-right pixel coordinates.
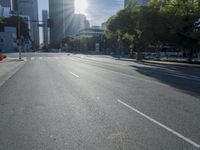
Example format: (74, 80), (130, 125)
(0, 57), (26, 87)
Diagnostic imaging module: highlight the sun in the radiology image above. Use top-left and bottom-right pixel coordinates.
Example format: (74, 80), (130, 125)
(75, 0), (88, 14)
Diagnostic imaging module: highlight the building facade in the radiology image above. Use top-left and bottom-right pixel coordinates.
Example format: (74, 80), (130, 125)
(0, 26), (17, 53)
(0, 5), (11, 17)
(11, 0), (18, 11)
(71, 14), (90, 35)
(49, 0), (75, 46)
(0, 0), (11, 7)
(12, 0), (39, 47)
(76, 27), (104, 38)
(42, 10), (49, 47)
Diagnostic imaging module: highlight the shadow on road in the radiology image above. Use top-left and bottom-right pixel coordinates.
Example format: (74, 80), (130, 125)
(130, 65), (200, 97)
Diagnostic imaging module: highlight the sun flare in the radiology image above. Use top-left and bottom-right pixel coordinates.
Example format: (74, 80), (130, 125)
(75, 0), (88, 14)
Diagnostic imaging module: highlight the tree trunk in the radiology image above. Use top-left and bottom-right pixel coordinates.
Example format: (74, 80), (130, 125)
(155, 43), (161, 60)
(188, 48), (194, 63)
(136, 49), (143, 61)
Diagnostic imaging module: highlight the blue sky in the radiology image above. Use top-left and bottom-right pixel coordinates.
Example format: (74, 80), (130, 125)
(38, 0), (124, 25)
(38, 0), (124, 43)
(84, 0), (124, 25)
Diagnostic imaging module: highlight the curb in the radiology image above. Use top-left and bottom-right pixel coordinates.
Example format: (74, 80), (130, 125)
(0, 58), (26, 87)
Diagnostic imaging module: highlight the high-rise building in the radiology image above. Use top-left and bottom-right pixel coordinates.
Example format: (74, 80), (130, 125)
(0, 5), (11, 17)
(71, 14), (90, 35)
(42, 10), (49, 47)
(49, 0), (74, 46)
(11, 0), (18, 11)
(12, 0), (39, 47)
(0, 0), (11, 8)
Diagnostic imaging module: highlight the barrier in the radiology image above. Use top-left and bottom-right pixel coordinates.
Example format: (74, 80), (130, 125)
(0, 54), (5, 61)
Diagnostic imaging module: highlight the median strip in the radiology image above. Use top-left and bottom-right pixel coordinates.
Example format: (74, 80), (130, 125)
(118, 99), (200, 149)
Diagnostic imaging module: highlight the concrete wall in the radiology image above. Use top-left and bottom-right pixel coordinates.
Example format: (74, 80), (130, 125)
(0, 0), (11, 7)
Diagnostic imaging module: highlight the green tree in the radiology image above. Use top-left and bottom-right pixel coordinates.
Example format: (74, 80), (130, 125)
(0, 16), (30, 39)
(106, 0), (200, 61)
(105, 3), (144, 58)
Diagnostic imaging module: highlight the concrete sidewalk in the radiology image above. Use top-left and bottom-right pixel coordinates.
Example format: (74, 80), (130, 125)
(0, 57), (26, 87)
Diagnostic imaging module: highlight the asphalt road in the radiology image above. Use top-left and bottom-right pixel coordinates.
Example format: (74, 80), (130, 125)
(0, 53), (200, 150)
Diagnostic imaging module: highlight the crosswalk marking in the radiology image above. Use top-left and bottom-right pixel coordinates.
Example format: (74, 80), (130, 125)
(30, 57), (68, 61)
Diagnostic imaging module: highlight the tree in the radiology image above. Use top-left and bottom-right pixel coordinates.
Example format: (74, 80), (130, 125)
(0, 16), (30, 39)
(105, 0), (200, 62)
(161, 0), (200, 61)
(105, 3), (144, 58)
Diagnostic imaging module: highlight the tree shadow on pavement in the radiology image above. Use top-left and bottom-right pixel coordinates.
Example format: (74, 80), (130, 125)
(130, 65), (200, 97)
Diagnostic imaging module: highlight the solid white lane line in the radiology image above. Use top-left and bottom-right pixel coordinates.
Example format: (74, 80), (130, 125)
(117, 99), (200, 148)
(69, 72), (79, 78)
(31, 57), (35, 60)
(39, 57), (43, 60)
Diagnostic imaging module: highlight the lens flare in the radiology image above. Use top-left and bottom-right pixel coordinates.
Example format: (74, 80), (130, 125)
(75, 0), (88, 14)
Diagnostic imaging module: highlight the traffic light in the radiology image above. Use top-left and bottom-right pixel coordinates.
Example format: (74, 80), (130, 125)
(47, 19), (54, 28)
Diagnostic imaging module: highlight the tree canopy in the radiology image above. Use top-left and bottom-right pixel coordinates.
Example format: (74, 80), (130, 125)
(105, 0), (200, 61)
(0, 16), (30, 39)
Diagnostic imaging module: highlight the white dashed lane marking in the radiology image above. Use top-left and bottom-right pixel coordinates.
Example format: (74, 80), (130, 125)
(118, 99), (200, 149)
(69, 72), (79, 78)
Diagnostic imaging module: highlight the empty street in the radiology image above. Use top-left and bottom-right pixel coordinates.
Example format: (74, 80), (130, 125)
(0, 53), (200, 150)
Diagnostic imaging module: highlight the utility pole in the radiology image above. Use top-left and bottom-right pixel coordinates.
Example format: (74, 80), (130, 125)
(17, 11), (22, 60)
(43, 21), (47, 48)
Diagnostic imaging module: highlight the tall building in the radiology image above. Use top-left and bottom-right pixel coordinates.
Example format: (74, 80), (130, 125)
(0, 26), (17, 53)
(0, 0), (11, 8)
(0, 5), (11, 17)
(11, 0), (18, 11)
(12, 0), (39, 47)
(71, 14), (90, 35)
(42, 10), (49, 47)
(49, 0), (74, 46)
